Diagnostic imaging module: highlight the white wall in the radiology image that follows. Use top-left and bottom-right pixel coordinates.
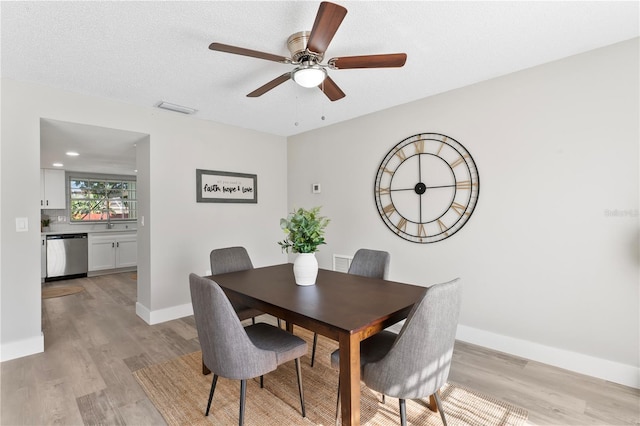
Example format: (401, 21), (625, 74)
(287, 38), (639, 387)
(0, 78), (288, 359)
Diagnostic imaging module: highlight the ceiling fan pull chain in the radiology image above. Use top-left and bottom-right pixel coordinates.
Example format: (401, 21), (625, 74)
(320, 80), (326, 121)
(294, 91), (300, 127)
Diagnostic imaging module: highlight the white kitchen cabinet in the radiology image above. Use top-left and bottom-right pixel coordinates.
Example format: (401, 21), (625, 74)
(115, 234), (137, 268)
(40, 169), (66, 210)
(88, 232), (137, 271)
(89, 235), (117, 271)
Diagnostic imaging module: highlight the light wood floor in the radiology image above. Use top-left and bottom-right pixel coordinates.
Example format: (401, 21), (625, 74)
(1, 273), (638, 425)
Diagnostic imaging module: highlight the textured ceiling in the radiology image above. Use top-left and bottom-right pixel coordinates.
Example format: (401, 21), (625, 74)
(1, 1), (638, 173)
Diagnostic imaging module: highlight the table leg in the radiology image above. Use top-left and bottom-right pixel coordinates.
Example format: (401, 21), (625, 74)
(339, 332), (360, 425)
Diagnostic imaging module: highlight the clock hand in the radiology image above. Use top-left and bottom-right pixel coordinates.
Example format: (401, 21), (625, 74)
(424, 184), (455, 189)
(389, 187), (416, 192)
(390, 184), (455, 192)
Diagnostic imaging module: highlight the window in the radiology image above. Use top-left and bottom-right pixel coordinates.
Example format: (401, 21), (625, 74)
(70, 177), (137, 223)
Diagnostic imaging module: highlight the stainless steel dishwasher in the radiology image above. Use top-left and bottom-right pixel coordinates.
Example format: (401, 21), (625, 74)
(46, 233), (88, 281)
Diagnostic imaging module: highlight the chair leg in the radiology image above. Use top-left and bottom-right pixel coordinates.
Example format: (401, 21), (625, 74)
(251, 317), (256, 325)
(381, 394), (386, 404)
(239, 379), (247, 426)
(434, 390), (447, 426)
(260, 375), (264, 388)
(428, 394), (438, 412)
(294, 358), (306, 417)
(335, 377), (341, 426)
(277, 318), (282, 328)
(205, 374), (218, 416)
(311, 333), (318, 367)
(399, 398), (407, 426)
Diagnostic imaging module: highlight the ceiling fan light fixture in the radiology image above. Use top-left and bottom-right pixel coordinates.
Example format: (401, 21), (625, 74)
(292, 65), (327, 88)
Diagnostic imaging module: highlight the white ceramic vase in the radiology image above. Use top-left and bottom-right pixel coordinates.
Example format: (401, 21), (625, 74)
(293, 253), (318, 286)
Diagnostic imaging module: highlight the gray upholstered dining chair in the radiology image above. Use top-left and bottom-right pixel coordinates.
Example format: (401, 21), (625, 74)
(189, 273), (307, 426)
(209, 246), (263, 324)
(331, 278), (461, 426)
(310, 248), (390, 367)
(210, 246), (283, 329)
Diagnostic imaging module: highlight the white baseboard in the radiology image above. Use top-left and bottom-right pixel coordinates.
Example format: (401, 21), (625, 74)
(135, 301), (193, 325)
(456, 324), (639, 389)
(135, 302), (151, 323)
(0, 332), (44, 362)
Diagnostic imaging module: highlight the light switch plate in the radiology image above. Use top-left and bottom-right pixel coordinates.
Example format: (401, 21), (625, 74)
(312, 183), (321, 194)
(16, 217), (28, 232)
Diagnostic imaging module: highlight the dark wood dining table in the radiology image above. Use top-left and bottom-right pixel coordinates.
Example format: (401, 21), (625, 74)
(208, 263), (425, 426)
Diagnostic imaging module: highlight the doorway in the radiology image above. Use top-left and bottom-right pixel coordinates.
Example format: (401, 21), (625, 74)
(39, 118), (149, 302)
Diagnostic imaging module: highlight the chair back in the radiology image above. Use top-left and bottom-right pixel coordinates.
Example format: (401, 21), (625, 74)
(210, 246), (254, 275)
(348, 248), (390, 279)
(363, 278), (461, 399)
(189, 273), (276, 380)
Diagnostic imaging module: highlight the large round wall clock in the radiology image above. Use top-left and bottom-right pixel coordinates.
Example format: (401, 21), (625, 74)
(374, 133), (480, 243)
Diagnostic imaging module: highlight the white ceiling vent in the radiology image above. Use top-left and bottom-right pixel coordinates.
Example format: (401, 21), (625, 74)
(156, 101), (197, 115)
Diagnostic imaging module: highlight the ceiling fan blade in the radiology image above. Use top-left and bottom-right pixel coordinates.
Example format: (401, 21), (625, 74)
(306, 2), (348, 55)
(319, 76), (345, 101)
(247, 73), (292, 97)
(209, 42), (291, 64)
(329, 53), (407, 69)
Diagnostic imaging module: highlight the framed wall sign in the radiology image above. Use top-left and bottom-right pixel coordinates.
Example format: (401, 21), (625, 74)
(196, 169), (257, 203)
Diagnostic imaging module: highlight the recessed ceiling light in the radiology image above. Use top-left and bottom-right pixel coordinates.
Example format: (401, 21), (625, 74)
(66, 151), (79, 156)
(52, 163), (63, 167)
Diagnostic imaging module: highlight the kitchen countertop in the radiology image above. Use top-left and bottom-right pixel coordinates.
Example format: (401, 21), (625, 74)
(41, 228), (137, 236)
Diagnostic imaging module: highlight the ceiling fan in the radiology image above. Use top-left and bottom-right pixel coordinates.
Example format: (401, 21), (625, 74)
(209, 1), (407, 101)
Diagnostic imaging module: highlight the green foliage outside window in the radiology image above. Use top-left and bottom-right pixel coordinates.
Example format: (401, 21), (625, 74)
(70, 178), (137, 222)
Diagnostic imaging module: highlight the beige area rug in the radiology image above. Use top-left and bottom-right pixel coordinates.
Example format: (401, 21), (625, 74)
(41, 285), (85, 299)
(134, 329), (528, 426)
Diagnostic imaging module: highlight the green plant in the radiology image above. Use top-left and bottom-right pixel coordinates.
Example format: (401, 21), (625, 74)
(41, 217), (51, 228)
(278, 206), (330, 254)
